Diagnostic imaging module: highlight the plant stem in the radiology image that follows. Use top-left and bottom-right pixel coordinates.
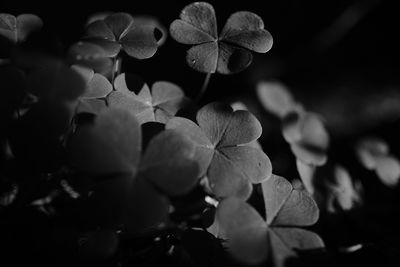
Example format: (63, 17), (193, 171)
(195, 73), (212, 103)
(111, 56), (122, 85)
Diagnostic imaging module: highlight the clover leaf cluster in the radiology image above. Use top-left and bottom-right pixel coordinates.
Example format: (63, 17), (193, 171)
(0, 3), (334, 267)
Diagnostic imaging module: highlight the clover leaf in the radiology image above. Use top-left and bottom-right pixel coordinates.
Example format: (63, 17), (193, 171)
(170, 2), (273, 74)
(297, 161), (363, 213)
(125, 130), (199, 232)
(83, 12), (164, 59)
(256, 81), (299, 118)
(283, 110), (329, 166)
(214, 175), (324, 266)
(72, 65), (112, 99)
(166, 102), (272, 200)
(257, 81), (329, 166)
(68, 41), (114, 78)
(0, 13), (43, 44)
(26, 57), (87, 101)
(356, 137), (400, 187)
(67, 108), (199, 231)
(107, 73), (188, 124)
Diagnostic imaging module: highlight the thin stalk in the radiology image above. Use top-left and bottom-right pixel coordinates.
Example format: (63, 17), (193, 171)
(195, 73), (212, 103)
(111, 56), (122, 85)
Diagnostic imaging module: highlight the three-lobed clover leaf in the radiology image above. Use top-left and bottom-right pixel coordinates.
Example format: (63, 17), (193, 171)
(170, 2), (273, 74)
(67, 107), (199, 231)
(83, 12), (164, 59)
(213, 174), (324, 266)
(166, 102), (272, 200)
(0, 13), (43, 44)
(107, 73), (188, 124)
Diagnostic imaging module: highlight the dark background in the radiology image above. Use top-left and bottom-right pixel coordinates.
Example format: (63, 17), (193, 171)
(4, 0), (400, 137)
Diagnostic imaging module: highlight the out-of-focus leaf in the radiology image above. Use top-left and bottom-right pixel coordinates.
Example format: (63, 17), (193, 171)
(170, 2), (272, 74)
(0, 13), (43, 43)
(9, 100), (75, 172)
(78, 230), (119, 263)
(140, 130), (199, 196)
(297, 161), (363, 213)
(256, 81), (297, 118)
(214, 175), (323, 266)
(83, 12), (164, 59)
(71, 65), (112, 99)
(0, 65), (26, 115)
(67, 108), (141, 175)
(282, 110), (329, 166)
(356, 137), (400, 187)
(68, 41), (113, 77)
(75, 98), (107, 115)
(375, 155), (400, 187)
(167, 102), (271, 199)
(133, 16), (168, 46)
(124, 175), (169, 233)
(217, 197), (268, 265)
(27, 57), (86, 101)
(108, 73), (187, 124)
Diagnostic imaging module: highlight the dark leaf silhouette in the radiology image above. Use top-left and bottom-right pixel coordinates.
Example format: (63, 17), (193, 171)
(170, 2), (272, 74)
(68, 107), (141, 175)
(167, 102), (272, 199)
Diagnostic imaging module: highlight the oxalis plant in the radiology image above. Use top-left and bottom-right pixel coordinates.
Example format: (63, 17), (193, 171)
(4, 2), (397, 267)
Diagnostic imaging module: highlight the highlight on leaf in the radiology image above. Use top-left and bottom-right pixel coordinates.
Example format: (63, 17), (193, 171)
(212, 174), (324, 266)
(107, 73), (188, 124)
(166, 102), (272, 200)
(170, 2), (273, 74)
